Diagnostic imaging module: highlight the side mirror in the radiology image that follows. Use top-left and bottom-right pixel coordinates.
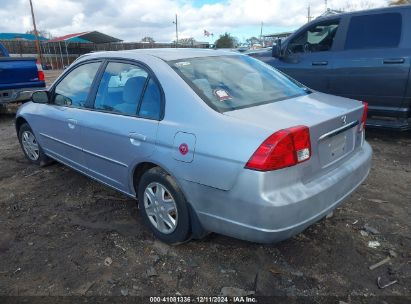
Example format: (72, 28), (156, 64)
(272, 39), (283, 58)
(31, 91), (49, 104)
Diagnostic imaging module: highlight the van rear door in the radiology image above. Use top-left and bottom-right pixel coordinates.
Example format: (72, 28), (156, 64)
(329, 11), (410, 120)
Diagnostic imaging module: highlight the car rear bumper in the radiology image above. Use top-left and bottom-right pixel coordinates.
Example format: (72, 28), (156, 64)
(181, 141), (372, 243)
(0, 87), (44, 104)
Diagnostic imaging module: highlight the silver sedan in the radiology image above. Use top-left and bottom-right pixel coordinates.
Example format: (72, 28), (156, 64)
(16, 49), (372, 244)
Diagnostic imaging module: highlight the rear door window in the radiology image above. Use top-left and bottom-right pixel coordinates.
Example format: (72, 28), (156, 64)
(138, 78), (162, 120)
(93, 61), (162, 119)
(94, 62), (148, 116)
(345, 13), (402, 50)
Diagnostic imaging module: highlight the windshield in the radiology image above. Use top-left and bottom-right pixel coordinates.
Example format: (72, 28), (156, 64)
(169, 55), (309, 112)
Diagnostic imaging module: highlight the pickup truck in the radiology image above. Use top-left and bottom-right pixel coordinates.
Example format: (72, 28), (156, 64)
(250, 6), (411, 130)
(0, 42), (45, 105)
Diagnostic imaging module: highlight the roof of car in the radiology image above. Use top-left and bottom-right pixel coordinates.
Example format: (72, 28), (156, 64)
(84, 48), (237, 61)
(315, 4), (411, 21)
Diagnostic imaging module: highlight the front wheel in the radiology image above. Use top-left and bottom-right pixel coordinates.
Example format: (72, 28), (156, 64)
(138, 167), (191, 244)
(18, 123), (50, 166)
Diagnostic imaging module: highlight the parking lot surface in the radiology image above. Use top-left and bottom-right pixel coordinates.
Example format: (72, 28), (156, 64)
(0, 71), (410, 299)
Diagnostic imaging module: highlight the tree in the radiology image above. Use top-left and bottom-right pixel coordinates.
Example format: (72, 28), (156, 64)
(389, 0), (411, 5)
(339, 0), (377, 12)
(214, 32), (237, 48)
(245, 36), (261, 47)
(141, 36), (155, 43)
(26, 29), (51, 39)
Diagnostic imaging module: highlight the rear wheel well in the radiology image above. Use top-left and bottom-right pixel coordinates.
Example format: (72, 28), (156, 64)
(15, 117), (28, 134)
(133, 162), (158, 199)
(132, 162), (208, 239)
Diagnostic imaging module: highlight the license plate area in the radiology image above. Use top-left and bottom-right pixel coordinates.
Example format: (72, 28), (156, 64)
(318, 128), (355, 168)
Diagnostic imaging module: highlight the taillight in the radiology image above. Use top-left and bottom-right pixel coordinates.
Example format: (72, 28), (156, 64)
(245, 125), (311, 171)
(359, 102), (368, 132)
(36, 60), (45, 82)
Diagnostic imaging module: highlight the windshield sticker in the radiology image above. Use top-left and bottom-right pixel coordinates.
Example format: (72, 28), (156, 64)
(175, 61), (191, 67)
(213, 89), (232, 102)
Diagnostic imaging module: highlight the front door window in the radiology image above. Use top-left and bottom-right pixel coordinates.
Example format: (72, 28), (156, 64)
(288, 20), (340, 54)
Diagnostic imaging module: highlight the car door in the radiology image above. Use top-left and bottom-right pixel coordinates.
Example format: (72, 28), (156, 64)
(81, 60), (162, 194)
(274, 18), (342, 93)
(329, 11), (410, 117)
(34, 61), (102, 171)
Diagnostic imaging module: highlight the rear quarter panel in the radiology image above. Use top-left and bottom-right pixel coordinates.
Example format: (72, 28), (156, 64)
(141, 57), (269, 191)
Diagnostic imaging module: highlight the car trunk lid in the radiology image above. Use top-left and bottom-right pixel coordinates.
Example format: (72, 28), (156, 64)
(224, 92), (365, 174)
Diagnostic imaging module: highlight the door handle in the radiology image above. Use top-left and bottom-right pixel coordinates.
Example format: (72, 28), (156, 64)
(129, 132), (146, 146)
(67, 119), (77, 129)
(312, 61), (328, 66)
(383, 58), (405, 64)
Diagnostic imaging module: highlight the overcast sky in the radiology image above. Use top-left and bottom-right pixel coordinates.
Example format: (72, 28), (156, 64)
(0, 0), (389, 43)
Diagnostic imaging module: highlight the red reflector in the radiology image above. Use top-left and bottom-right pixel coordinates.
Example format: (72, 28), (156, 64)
(38, 70), (45, 81)
(359, 102), (368, 132)
(36, 60), (45, 82)
(245, 126), (311, 171)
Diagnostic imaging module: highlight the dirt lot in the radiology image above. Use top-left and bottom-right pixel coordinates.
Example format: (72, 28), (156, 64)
(0, 71), (410, 302)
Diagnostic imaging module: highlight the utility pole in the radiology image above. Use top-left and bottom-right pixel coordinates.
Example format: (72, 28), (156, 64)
(172, 14), (178, 48)
(325, 0), (328, 11)
(259, 22), (263, 45)
(29, 0), (43, 63)
(307, 5), (312, 23)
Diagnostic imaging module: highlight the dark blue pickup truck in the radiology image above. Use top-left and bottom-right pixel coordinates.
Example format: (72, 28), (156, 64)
(0, 42), (45, 105)
(251, 6), (411, 130)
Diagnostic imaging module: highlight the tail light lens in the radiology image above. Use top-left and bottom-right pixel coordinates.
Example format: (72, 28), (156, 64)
(36, 60), (45, 82)
(245, 125), (311, 171)
(359, 102), (368, 132)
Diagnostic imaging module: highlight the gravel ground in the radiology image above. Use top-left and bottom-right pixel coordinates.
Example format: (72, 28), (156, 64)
(0, 70), (410, 302)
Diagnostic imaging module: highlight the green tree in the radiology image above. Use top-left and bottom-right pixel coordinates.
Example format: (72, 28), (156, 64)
(214, 32), (237, 48)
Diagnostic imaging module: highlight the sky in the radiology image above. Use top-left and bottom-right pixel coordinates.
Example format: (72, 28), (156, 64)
(0, 0), (389, 43)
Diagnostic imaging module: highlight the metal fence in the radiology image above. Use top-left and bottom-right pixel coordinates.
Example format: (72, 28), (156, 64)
(1, 40), (209, 69)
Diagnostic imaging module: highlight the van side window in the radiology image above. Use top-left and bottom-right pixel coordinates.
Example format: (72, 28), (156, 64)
(345, 13), (402, 50)
(288, 20), (340, 54)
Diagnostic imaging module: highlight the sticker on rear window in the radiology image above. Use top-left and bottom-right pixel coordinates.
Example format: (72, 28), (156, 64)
(175, 61), (191, 67)
(213, 89), (232, 102)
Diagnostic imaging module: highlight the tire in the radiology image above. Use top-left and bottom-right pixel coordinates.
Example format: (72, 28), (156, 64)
(138, 167), (191, 244)
(18, 123), (50, 166)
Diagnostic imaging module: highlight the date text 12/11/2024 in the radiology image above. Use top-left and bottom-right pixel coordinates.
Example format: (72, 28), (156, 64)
(149, 296), (257, 303)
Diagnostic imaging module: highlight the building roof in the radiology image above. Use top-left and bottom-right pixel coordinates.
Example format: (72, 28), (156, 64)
(0, 33), (48, 41)
(47, 31), (122, 44)
(262, 31), (294, 39)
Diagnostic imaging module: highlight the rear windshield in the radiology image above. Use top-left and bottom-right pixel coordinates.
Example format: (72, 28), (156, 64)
(169, 55), (309, 112)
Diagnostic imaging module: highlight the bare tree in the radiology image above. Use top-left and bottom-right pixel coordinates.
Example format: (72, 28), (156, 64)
(26, 29), (52, 39)
(339, 0), (379, 12)
(179, 37), (196, 46)
(389, 0), (411, 5)
(141, 36), (155, 43)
